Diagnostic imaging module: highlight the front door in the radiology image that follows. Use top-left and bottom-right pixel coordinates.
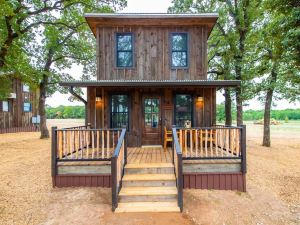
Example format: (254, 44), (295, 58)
(142, 96), (162, 145)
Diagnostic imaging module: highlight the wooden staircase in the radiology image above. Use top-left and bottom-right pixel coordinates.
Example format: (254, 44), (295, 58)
(115, 163), (180, 213)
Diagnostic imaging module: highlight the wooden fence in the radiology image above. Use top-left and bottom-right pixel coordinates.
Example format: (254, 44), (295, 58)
(177, 126), (242, 159)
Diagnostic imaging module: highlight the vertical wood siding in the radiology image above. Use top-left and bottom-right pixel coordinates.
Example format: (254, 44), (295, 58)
(0, 79), (38, 130)
(97, 26), (208, 80)
(87, 87), (216, 147)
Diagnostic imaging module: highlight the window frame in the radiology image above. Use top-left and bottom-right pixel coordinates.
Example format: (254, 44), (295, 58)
(2, 101), (9, 112)
(23, 84), (30, 92)
(173, 94), (194, 127)
(23, 102), (32, 112)
(170, 32), (189, 69)
(115, 32), (134, 68)
(109, 94), (130, 129)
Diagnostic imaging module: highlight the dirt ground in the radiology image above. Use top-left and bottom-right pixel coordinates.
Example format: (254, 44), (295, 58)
(0, 119), (299, 225)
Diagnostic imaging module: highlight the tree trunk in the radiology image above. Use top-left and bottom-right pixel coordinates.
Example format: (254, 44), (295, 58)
(262, 62), (277, 147)
(39, 74), (49, 139)
(262, 89), (273, 147)
(224, 88), (232, 126)
(236, 86), (243, 126)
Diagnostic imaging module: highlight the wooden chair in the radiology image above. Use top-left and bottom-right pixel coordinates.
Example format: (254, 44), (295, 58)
(164, 126), (173, 152)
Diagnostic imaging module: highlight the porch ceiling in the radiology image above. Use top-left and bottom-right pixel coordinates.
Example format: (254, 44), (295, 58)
(59, 80), (241, 88)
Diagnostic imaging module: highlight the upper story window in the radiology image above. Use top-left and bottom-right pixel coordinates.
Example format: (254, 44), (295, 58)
(171, 33), (188, 68)
(174, 94), (192, 127)
(23, 102), (31, 112)
(23, 84), (30, 92)
(2, 101), (9, 112)
(116, 33), (133, 68)
(111, 95), (129, 128)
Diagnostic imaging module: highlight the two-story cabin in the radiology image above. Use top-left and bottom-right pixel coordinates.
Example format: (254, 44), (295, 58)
(0, 79), (39, 133)
(53, 14), (246, 213)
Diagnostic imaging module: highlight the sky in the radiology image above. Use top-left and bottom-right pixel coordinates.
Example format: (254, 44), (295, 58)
(46, 0), (300, 110)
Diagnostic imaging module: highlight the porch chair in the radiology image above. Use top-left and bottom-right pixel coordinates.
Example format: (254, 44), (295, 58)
(164, 126), (173, 152)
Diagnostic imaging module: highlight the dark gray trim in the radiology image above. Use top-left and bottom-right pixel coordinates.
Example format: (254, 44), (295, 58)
(60, 80), (241, 87)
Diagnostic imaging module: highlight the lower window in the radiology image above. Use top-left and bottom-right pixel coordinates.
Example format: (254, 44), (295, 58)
(175, 94), (192, 127)
(23, 102), (31, 112)
(2, 101), (9, 112)
(110, 95), (129, 128)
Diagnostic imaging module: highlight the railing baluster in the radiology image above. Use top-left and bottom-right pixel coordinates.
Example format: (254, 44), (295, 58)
(102, 130), (104, 159)
(200, 129), (203, 157)
(97, 130), (100, 158)
(107, 130), (110, 158)
(92, 131), (95, 159)
(190, 129), (193, 157)
(215, 128), (218, 157)
(195, 129), (198, 157)
(205, 129), (208, 157)
(210, 129), (213, 157)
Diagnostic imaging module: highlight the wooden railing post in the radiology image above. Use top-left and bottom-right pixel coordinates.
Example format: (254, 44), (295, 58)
(241, 125), (247, 173)
(177, 153), (183, 212)
(51, 126), (57, 187)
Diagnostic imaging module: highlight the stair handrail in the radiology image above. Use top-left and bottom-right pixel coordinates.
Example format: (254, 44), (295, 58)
(172, 127), (183, 212)
(111, 128), (127, 212)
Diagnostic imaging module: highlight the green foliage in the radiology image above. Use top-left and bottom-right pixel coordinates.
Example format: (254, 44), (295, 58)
(217, 104), (300, 122)
(46, 105), (85, 119)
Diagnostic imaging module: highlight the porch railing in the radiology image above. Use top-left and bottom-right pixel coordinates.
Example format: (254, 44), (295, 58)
(174, 125), (247, 173)
(55, 126), (123, 161)
(177, 126), (242, 159)
(111, 128), (127, 211)
(172, 127), (183, 212)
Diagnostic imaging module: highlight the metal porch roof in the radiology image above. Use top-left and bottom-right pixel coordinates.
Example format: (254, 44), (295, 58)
(59, 80), (240, 87)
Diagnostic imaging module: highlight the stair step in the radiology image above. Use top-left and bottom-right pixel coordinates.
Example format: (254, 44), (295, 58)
(125, 163), (174, 169)
(119, 186), (177, 196)
(125, 163), (174, 174)
(115, 202), (180, 213)
(123, 174), (176, 181)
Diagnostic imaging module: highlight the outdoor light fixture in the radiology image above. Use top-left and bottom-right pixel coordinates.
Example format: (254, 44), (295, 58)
(96, 96), (102, 102)
(197, 96), (204, 102)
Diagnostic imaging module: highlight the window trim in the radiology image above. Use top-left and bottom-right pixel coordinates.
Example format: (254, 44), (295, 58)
(109, 94), (130, 129)
(173, 94), (194, 127)
(170, 32), (189, 69)
(115, 32), (134, 69)
(23, 102), (32, 112)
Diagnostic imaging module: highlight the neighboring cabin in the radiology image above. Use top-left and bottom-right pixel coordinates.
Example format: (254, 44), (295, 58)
(53, 14), (246, 213)
(0, 79), (38, 133)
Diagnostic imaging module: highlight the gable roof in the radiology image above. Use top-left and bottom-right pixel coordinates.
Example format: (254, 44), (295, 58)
(85, 13), (218, 38)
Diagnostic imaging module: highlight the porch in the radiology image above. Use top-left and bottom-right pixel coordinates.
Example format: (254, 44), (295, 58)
(51, 124), (246, 212)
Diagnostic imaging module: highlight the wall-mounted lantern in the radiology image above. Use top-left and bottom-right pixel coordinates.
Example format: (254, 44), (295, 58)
(197, 96), (204, 102)
(96, 96), (102, 102)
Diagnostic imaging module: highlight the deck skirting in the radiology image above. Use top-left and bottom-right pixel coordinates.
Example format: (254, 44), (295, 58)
(183, 172), (246, 192)
(53, 174), (111, 188)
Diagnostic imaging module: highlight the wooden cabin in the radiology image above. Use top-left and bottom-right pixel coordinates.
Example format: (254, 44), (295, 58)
(52, 13), (247, 213)
(0, 79), (38, 133)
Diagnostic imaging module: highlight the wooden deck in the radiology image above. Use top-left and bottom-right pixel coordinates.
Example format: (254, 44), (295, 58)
(127, 147), (172, 164)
